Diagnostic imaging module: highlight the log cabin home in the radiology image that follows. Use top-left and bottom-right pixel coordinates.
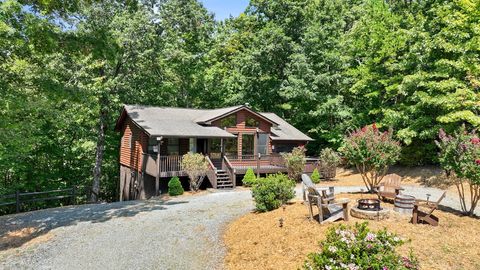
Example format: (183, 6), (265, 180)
(115, 104), (313, 201)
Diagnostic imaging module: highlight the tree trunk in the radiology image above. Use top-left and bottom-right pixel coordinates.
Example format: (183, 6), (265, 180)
(91, 97), (108, 202)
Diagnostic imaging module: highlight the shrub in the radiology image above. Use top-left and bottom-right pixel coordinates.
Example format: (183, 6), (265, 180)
(168, 176), (184, 196)
(319, 148), (341, 168)
(340, 124), (401, 192)
(181, 152), (209, 192)
(251, 173), (295, 212)
(436, 126), (480, 216)
(311, 168), (321, 184)
(242, 168), (257, 187)
(282, 146), (306, 181)
(304, 222), (418, 270)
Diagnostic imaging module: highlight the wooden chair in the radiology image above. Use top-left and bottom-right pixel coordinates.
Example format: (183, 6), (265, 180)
(306, 186), (349, 224)
(412, 191), (447, 226)
(301, 174), (334, 204)
(373, 174), (403, 201)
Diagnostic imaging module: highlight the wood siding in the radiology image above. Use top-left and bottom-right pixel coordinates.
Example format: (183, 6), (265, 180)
(119, 117), (148, 172)
(212, 108), (273, 157)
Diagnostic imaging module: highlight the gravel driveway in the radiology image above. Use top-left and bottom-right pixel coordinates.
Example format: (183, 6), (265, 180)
(0, 184), (477, 270)
(0, 190), (253, 270)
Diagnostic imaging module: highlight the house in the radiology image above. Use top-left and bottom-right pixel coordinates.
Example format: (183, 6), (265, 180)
(114, 104), (313, 201)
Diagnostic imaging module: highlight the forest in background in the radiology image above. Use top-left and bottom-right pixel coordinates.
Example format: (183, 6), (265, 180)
(1, 0), (479, 202)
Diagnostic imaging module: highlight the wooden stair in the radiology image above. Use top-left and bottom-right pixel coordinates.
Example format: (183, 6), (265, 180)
(216, 170), (233, 189)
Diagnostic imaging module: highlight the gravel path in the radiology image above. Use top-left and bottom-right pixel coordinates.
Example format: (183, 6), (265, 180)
(0, 184), (477, 270)
(0, 190), (253, 270)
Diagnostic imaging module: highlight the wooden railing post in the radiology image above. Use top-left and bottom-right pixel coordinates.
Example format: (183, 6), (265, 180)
(256, 153), (261, 178)
(15, 190), (20, 213)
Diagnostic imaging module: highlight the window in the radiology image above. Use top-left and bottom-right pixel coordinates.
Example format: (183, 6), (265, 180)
(257, 133), (268, 155)
(242, 134), (255, 157)
(220, 115), (236, 128)
(148, 137), (159, 154)
(189, 138), (197, 153)
(224, 138), (238, 157)
(245, 117), (259, 127)
(167, 138), (179, 155)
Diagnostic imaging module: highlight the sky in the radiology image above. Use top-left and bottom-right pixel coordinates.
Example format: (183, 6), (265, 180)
(200, 0), (250, 21)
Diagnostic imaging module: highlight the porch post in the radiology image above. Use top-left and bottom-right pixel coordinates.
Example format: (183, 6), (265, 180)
(155, 136), (163, 196)
(220, 138), (225, 161)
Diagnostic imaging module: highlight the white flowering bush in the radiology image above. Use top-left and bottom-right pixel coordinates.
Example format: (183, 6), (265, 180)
(304, 222), (418, 270)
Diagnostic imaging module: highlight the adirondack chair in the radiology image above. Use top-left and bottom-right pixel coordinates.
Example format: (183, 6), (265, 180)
(373, 174), (403, 201)
(412, 191), (447, 226)
(306, 186), (350, 224)
(301, 174), (334, 204)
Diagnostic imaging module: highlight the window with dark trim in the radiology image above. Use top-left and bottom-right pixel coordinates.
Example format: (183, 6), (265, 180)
(242, 133), (255, 157)
(257, 133), (268, 155)
(167, 138), (179, 155)
(225, 138), (238, 157)
(220, 115), (236, 128)
(245, 117), (259, 127)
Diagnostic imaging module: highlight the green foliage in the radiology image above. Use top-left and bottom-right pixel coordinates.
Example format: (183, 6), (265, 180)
(251, 173), (295, 212)
(436, 126), (480, 215)
(311, 168), (320, 184)
(281, 146), (306, 181)
(242, 168), (257, 187)
(319, 148), (341, 169)
(340, 124), (401, 191)
(304, 222), (419, 270)
(168, 176), (184, 196)
(2, 0), (480, 209)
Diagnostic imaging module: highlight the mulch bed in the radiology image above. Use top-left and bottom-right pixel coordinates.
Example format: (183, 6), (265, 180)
(224, 193), (480, 270)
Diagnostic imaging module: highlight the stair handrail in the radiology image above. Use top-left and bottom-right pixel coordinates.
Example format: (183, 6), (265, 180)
(222, 155), (236, 188)
(204, 155), (218, 188)
(205, 155), (217, 172)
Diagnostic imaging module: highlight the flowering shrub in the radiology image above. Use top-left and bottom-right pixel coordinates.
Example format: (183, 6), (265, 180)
(282, 146), (306, 181)
(251, 173), (295, 212)
(242, 168), (257, 187)
(340, 124), (401, 192)
(436, 126), (480, 216)
(304, 222), (418, 270)
(311, 168), (321, 184)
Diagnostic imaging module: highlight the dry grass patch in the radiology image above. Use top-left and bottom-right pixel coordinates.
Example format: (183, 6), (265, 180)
(224, 194), (480, 270)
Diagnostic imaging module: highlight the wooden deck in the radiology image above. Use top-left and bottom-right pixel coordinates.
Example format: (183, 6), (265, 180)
(232, 165), (287, 174)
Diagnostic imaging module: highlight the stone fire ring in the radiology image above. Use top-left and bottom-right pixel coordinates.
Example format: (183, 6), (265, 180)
(350, 206), (391, 220)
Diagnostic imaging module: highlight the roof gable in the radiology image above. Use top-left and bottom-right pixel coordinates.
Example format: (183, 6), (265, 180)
(195, 105), (278, 125)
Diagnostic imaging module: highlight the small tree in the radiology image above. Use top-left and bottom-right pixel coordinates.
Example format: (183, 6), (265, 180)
(168, 176), (184, 196)
(181, 152), (209, 192)
(311, 168), (321, 184)
(242, 168), (257, 187)
(436, 126), (480, 216)
(282, 146), (306, 181)
(340, 124), (401, 192)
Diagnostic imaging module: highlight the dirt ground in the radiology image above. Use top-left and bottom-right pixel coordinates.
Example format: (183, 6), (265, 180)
(224, 193), (480, 270)
(318, 166), (445, 187)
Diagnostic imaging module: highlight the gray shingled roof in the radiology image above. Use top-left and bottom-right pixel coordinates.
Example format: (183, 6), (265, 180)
(260, 113), (313, 141)
(122, 105), (312, 141)
(124, 105), (236, 138)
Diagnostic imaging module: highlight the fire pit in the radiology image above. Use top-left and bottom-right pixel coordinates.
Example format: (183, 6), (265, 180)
(357, 199), (381, 211)
(350, 198), (390, 220)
